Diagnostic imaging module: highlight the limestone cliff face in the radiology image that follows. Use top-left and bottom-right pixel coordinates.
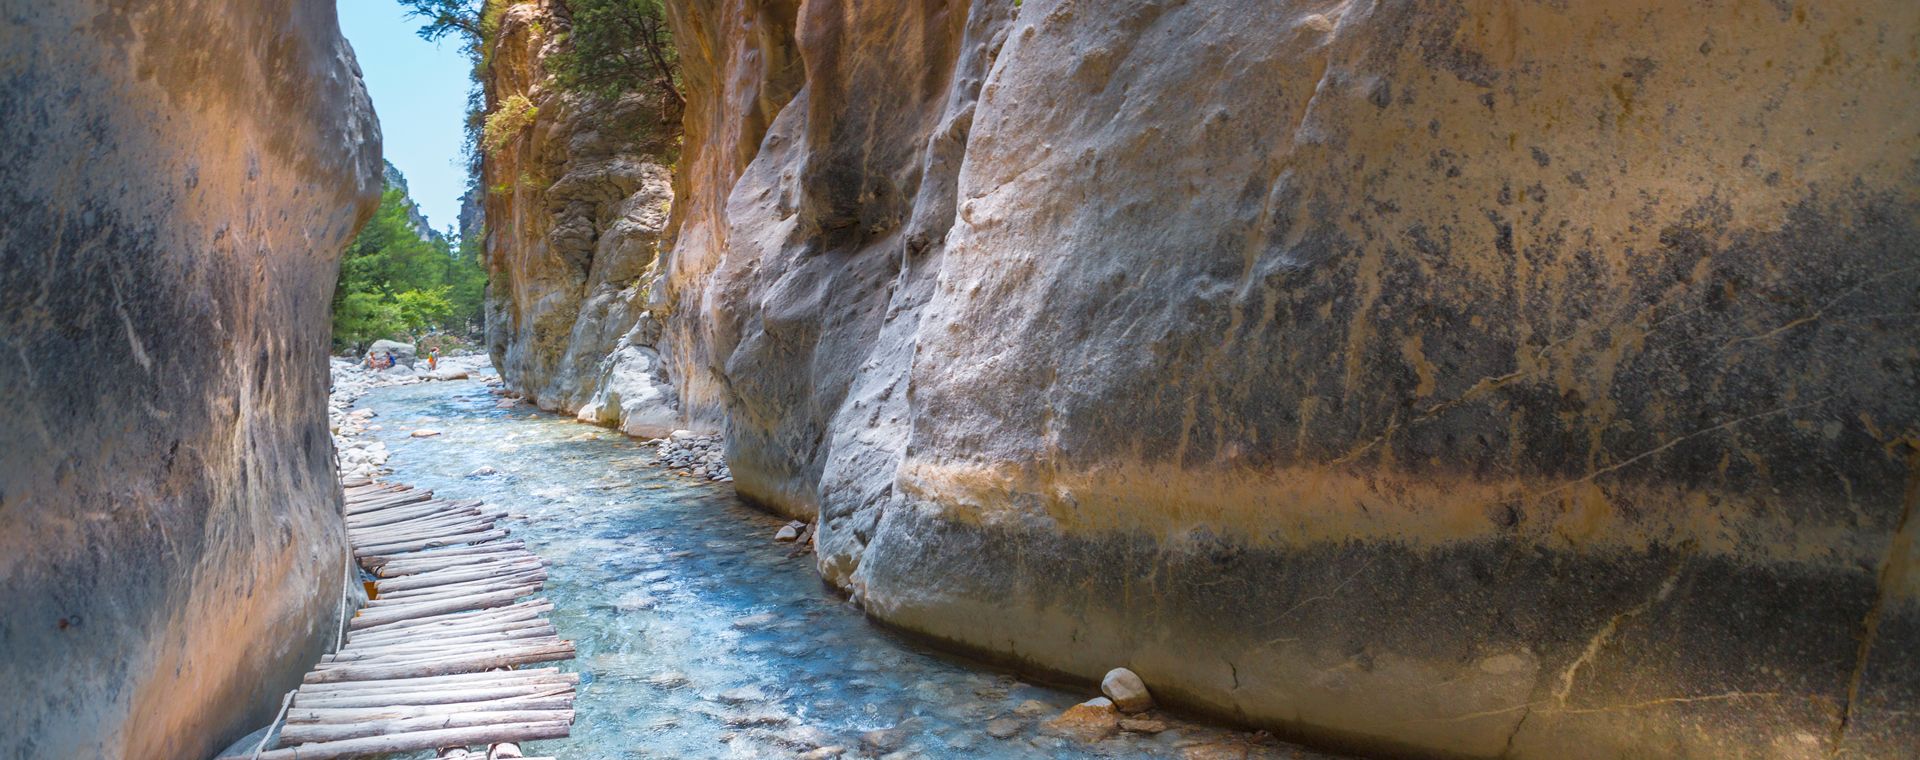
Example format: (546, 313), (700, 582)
(482, 1), (684, 437)
(0, 2), (381, 758)
(641, 1), (1920, 757)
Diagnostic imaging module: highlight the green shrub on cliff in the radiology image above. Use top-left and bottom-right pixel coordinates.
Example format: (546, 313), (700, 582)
(548, 0), (683, 110)
(482, 94), (538, 156)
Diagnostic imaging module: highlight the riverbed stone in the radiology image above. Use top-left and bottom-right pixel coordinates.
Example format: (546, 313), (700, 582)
(1180, 742), (1253, 760)
(1119, 716), (1170, 734)
(367, 339), (417, 368)
(1101, 668), (1153, 713)
(860, 718), (920, 752)
(985, 717), (1024, 739)
(1044, 697), (1121, 743)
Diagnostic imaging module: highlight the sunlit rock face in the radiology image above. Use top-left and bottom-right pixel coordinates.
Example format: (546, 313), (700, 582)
(482, 2), (682, 435)
(0, 2), (381, 758)
(655, 0), (1920, 757)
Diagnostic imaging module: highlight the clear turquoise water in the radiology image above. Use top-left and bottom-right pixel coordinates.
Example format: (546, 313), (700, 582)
(357, 378), (1329, 759)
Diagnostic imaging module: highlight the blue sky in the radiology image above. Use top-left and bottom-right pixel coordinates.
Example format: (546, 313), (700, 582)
(338, 0), (473, 233)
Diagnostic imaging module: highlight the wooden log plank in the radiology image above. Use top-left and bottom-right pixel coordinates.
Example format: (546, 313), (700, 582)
(358, 583), (542, 621)
(349, 596), (551, 635)
(356, 529), (510, 560)
(345, 491), (433, 514)
(372, 547), (533, 571)
(344, 485), (421, 503)
(353, 519), (498, 548)
(348, 599), (551, 638)
(217, 720), (570, 760)
(292, 682), (572, 708)
(348, 503), (485, 531)
(320, 642), (568, 674)
(350, 505), (497, 534)
(352, 523), (496, 551)
(375, 580), (546, 610)
(276, 710), (573, 745)
(349, 587), (542, 631)
(322, 636), (563, 666)
(375, 561), (544, 593)
(295, 678), (571, 704)
(374, 579), (545, 609)
(354, 528), (508, 559)
(355, 520), (500, 548)
(294, 668), (569, 693)
(368, 552), (537, 575)
(356, 515), (498, 541)
(376, 572), (546, 603)
(284, 695), (574, 724)
(296, 671), (576, 698)
(347, 499), (487, 527)
(303, 641), (576, 683)
(372, 554), (534, 579)
(371, 535), (524, 559)
(341, 490), (407, 505)
(373, 553), (537, 579)
(369, 543), (529, 572)
(347, 625), (557, 655)
(347, 617), (553, 647)
(343, 495), (437, 517)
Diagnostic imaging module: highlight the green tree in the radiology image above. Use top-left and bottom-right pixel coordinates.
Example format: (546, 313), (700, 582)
(397, 0), (486, 49)
(549, 0), (683, 109)
(332, 185), (489, 351)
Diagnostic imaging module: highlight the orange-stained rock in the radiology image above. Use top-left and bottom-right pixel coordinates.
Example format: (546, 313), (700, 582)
(1044, 697), (1121, 743)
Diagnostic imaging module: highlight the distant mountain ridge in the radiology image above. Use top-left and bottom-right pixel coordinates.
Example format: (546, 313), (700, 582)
(381, 159), (442, 243)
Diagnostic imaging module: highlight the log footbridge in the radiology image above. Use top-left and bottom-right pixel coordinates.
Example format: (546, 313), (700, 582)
(223, 479), (576, 760)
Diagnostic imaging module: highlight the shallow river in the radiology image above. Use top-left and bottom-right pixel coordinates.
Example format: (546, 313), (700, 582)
(358, 377), (1333, 760)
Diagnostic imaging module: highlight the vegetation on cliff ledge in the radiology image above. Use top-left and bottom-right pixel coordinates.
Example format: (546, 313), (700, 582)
(547, 0), (683, 110)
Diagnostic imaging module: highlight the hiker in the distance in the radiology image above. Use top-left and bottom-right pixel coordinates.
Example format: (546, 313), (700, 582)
(427, 348), (439, 372)
(385, 350), (396, 369)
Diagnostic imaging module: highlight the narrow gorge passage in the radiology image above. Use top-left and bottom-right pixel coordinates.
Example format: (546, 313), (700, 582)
(350, 374), (1341, 759)
(4, 1), (1917, 758)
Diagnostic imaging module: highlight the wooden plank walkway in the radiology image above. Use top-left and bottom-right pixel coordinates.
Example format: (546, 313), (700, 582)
(221, 479), (574, 760)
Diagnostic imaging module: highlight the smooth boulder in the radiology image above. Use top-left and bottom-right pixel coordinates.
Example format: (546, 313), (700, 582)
(1100, 668), (1153, 714)
(366, 339), (416, 368)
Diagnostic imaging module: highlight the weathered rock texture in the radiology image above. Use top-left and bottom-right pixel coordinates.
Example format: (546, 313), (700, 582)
(482, 2), (684, 437)
(491, 0), (1920, 756)
(0, 2), (381, 758)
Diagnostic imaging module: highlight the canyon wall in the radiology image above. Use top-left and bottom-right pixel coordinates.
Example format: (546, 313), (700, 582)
(482, 2), (686, 437)
(0, 2), (381, 758)
(485, 0), (1920, 756)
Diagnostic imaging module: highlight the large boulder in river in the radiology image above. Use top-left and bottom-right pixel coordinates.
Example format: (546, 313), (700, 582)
(0, 1), (381, 758)
(367, 339), (417, 368)
(630, 1), (1920, 758)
